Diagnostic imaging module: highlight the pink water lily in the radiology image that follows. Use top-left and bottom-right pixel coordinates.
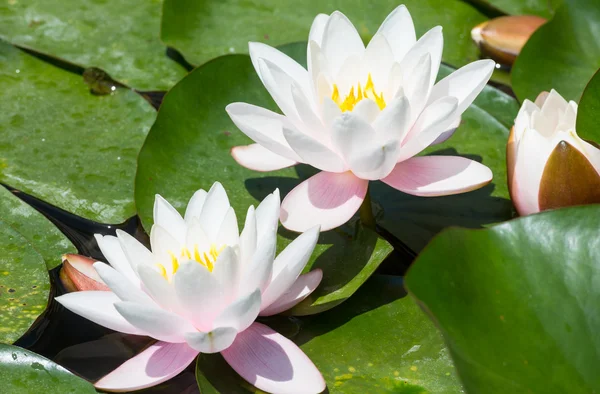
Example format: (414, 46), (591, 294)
(228, 5), (495, 232)
(56, 183), (325, 393)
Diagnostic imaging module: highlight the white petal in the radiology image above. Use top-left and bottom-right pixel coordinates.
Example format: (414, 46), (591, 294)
(254, 189), (281, 241)
(283, 124), (347, 172)
(362, 33), (394, 89)
(428, 59), (495, 116)
(321, 97), (342, 127)
(400, 26), (443, 90)
(239, 205), (257, 266)
(95, 234), (139, 286)
(261, 226), (320, 309)
(184, 189), (207, 224)
(260, 269), (323, 316)
(216, 207), (239, 247)
(93, 262), (154, 306)
(397, 96), (459, 162)
(280, 171), (368, 232)
(373, 95), (412, 145)
(377, 5), (416, 62)
(116, 229), (154, 271)
(226, 103), (302, 161)
(214, 289), (262, 332)
(212, 246), (240, 303)
(352, 99), (381, 124)
(200, 182), (231, 243)
(186, 217), (212, 254)
(403, 53), (432, 120)
(249, 41), (312, 106)
(149, 224), (180, 272)
(153, 195), (186, 244)
(185, 327), (238, 354)
(56, 292), (144, 335)
(231, 144), (298, 172)
(331, 112), (399, 180)
(174, 261), (223, 331)
(239, 230), (276, 296)
(115, 301), (197, 343)
(321, 11), (365, 76)
(308, 14), (329, 46)
(137, 264), (179, 312)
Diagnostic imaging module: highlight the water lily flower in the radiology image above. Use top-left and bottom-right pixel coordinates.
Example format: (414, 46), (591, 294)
(227, 5), (495, 232)
(507, 90), (600, 216)
(471, 15), (546, 66)
(56, 183), (325, 393)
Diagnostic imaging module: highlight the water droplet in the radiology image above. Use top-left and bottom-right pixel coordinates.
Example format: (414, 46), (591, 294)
(15, 69), (20, 74)
(11, 353), (17, 360)
(228, 47), (235, 53)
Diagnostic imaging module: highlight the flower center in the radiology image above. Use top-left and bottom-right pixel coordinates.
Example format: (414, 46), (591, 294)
(331, 74), (386, 113)
(156, 244), (225, 280)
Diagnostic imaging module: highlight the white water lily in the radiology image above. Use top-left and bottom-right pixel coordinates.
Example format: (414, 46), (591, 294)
(228, 5), (495, 232)
(56, 182), (325, 393)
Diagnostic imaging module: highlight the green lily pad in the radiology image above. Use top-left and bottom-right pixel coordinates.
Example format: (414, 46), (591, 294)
(196, 275), (463, 393)
(161, 0), (487, 69)
(0, 41), (156, 224)
(372, 64), (518, 252)
(576, 69), (600, 142)
(512, 0), (600, 102)
(0, 221), (49, 344)
(0, 344), (95, 393)
(405, 205), (600, 393)
(0, 187), (75, 270)
(135, 42), (393, 315)
(0, 0), (187, 90)
(470, 0), (562, 17)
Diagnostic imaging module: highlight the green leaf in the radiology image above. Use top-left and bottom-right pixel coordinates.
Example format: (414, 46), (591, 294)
(0, 221), (49, 343)
(372, 64), (518, 252)
(0, 41), (156, 223)
(576, 69), (600, 142)
(405, 205), (600, 393)
(161, 0), (487, 69)
(135, 43), (392, 315)
(196, 275), (463, 393)
(0, 187), (75, 269)
(469, 0), (562, 17)
(0, 0), (187, 90)
(0, 344), (96, 393)
(512, 0), (600, 102)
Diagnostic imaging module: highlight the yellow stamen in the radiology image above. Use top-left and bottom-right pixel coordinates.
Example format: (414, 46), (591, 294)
(155, 263), (167, 280)
(331, 73), (386, 112)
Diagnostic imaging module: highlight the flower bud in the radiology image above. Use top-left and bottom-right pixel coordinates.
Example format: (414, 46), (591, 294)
(472, 16), (546, 66)
(59, 254), (108, 292)
(507, 90), (600, 216)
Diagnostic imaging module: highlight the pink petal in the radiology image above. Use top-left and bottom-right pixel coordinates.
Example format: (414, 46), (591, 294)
(222, 323), (325, 394)
(231, 144), (298, 172)
(95, 341), (198, 392)
(280, 171), (368, 232)
(260, 269), (323, 316)
(383, 156), (492, 197)
(61, 254), (109, 292)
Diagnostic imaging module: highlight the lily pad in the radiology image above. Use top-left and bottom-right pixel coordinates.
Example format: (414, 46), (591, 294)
(161, 0), (487, 69)
(0, 41), (156, 224)
(0, 220), (49, 344)
(576, 69), (600, 142)
(372, 64), (518, 252)
(470, 0), (562, 17)
(0, 344), (96, 393)
(0, 187), (75, 270)
(196, 275), (463, 393)
(135, 43), (392, 315)
(0, 0), (187, 90)
(405, 205), (600, 393)
(512, 0), (600, 102)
